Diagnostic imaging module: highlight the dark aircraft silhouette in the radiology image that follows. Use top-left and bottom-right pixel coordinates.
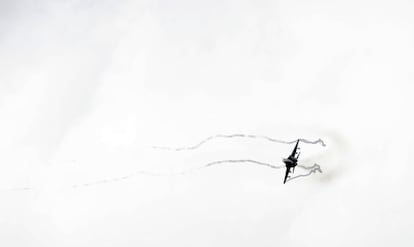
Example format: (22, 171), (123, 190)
(283, 140), (300, 184)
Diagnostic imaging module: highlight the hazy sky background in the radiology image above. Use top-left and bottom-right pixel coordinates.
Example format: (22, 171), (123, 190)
(1, 0), (414, 246)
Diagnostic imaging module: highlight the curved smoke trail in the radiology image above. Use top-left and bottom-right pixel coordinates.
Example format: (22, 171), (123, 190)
(68, 160), (321, 187)
(2, 160), (321, 191)
(151, 134), (325, 151)
(287, 164), (322, 182)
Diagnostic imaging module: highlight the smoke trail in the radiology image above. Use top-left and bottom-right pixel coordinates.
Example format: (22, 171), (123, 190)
(151, 134), (326, 151)
(286, 164), (322, 182)
(0, 186), (33, 192)
(6, 156), (323, 191)
(2, 160), (321, 192)
(70, 171), (162, 188)
(204, 159), (283, 170)
(68, 160), (319, 188)
(69, 160), (283, 188)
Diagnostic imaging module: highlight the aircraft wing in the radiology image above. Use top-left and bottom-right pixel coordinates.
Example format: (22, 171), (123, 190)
(290, 140), (300, 158)
(283, 166), (291, 184)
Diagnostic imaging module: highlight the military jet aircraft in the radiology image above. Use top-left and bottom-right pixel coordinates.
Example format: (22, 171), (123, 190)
(283, 140), (300, 184)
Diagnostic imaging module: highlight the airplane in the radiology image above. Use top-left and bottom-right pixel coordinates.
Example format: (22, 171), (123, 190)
(283, 139), (300, 184)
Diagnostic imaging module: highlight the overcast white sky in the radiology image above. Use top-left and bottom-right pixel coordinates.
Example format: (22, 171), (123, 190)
(1, 0), (414, 246)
